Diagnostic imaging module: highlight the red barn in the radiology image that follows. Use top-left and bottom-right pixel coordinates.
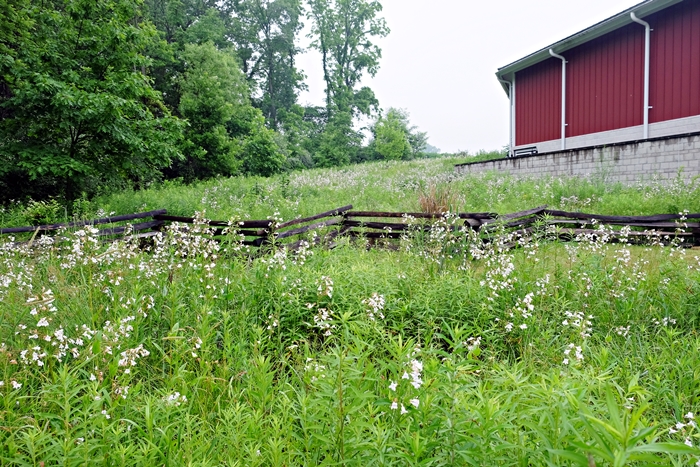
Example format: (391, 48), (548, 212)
(497, 0), (700, 157)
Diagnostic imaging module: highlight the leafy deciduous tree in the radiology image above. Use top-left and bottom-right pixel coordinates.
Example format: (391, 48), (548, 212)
(371, 108), (428, 160)
(307, 0), (388, 116)
(315, 111), (362, 167)
(240, 112), (286, 176)
(228, 0), (305, 130)
(373, 109), (411, 160)
(175, 42), (248, 180)
(0, 0), (183, 200)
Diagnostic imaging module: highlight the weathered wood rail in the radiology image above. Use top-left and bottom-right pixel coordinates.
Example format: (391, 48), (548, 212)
(151, 205), (353, 249)
(2, 204), (698, 250)
(0, 210), (167, 244)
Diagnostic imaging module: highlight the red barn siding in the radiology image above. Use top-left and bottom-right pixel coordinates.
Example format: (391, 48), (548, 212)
(565, 23), (644, 137)
(648, 1), (700, 123)
(515, 58), (561, 146)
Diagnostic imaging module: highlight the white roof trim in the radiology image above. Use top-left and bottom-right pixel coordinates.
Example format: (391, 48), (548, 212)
(495, 0), (684, 94)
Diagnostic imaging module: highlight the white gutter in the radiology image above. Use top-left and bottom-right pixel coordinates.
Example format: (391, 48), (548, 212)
(549, 49), (567, 150)
(496, 0), (681, 80)
(498, 77), (514, 156)
(630, 11), (651, 139)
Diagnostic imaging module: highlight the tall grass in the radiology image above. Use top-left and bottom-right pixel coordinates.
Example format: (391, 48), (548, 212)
(91, 158), (700, 220)
(1, 209), (700, 465)
(3, 156), (700, 227)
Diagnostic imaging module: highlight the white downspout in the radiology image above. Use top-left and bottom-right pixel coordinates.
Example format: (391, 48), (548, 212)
(498, 77), (514, 156)
(512, 74), (516, 154)
(549, 49), (567, 150)
(631, 12), (651, 139)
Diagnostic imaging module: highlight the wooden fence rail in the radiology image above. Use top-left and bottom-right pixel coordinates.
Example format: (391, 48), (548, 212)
(0, 210), (167, 235)
(2, 204), (699, 250)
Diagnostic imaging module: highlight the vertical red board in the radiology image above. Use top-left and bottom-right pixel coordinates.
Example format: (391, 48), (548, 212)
(515, 57), (561, 146)
(648, 1), (700, 123)
(565, 23), (645, 137)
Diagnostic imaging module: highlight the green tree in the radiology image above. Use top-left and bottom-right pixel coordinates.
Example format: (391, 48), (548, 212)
(143, 0), (291, 178)
(371, 108), (428, 160)
(0, 0), (183, 201)
(173, 42), (286, 180)
(240, 112), (286, 176)
(0, 0), (32, 122)
(142, 1), (229, 111)
(306, 0), (388, 168)
(278, 104), (319, 169)
(229, 0), (305, 130)
(373, 109), (411, 160)
(315, 111), (362, 167)
(143, 0), (227, 46)
(175, 42), (248, 180)
(307, 0), (389, 116)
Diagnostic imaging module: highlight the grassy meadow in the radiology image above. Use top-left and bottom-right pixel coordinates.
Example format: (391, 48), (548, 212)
(2, 157), (700, 466)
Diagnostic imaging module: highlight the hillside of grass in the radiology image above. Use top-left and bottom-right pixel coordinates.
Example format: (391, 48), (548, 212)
(2, 160), (700, 466)
(4, 156), (700, 228)
(88, 157), (700, 220)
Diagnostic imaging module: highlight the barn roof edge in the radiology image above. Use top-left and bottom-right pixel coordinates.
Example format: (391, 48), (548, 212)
(495, 0), (684, 94)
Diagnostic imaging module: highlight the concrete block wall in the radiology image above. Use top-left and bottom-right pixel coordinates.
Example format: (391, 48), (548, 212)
(455, 133), (700, 184)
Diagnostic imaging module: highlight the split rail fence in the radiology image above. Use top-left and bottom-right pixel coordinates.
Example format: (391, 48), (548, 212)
(2, 205), (699, 250)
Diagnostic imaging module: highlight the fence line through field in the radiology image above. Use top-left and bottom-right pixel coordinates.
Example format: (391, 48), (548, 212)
(2, 204), (698, 250)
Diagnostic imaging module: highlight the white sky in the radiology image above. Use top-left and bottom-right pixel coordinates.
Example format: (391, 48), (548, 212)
(296, 0), (643, 153)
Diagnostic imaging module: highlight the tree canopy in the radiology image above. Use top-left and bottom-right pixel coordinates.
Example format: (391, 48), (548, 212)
(0, 0), (436, 205)
(307, 0), (388, 117)
(0, 0), (183, 200)
(371, 108), (428, 161)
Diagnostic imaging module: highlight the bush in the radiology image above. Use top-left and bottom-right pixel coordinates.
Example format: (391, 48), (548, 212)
(241, 115), (286, 177)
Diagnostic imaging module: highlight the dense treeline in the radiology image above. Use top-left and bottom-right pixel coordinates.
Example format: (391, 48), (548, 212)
(0, 0), (430, 203)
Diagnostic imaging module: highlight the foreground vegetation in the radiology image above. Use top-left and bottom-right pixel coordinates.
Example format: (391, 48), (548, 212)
(1, 216), (700, 466)
(2, 162), (700, 465)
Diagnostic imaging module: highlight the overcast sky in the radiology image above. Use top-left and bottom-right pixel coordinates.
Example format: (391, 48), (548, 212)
(296, 0), (643, 153)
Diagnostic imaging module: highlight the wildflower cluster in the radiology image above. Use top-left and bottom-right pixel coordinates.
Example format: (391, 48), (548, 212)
(362, 293), (385, 321)
(503, 292), (535, 332)
(562, 343), (584, 366)
(220, 218), (248, 254)
(267, 211), (284, 230)
(151, 211), (220, 264)
(261, 247), (289, 272)
(473, 233), (517, 301)
(312, 307), (334, 337)
(307, 276), (336, 337)
(292, 240), (314, 266)
(59, 226), (101, 268)
(164, 392), (188, 407)
(118, 344), (150, 371)
(304, 358), (327, 383)
(653, 316), (677, 327)
(667, 412), (699, 466)
(388, 345), (423, 415)
(560, 309), (593, 366)
(573, 220), (613, 253)
(15, 289), (87, 368)
(562, 311), (593, 339)
(464, 336), (482, 352)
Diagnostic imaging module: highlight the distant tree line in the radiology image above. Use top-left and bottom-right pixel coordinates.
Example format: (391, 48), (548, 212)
(0, 0), (432, 203)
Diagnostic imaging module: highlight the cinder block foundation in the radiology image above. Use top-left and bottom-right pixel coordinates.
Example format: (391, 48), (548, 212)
(454, 133), (700, 184)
